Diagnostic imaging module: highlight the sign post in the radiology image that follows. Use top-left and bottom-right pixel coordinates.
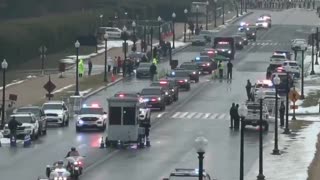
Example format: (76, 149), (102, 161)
(39, 46), (47, 75)
(289, 87), (300, 120)
(43, 75), (56, 100)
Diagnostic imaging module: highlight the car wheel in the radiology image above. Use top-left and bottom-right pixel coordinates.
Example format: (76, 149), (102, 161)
(42, 129), (47, 135)
(31, 131), (36, 140)
(186, 85), (191, 91)
(101, 123), (106, 131)
(60, 120), (64, 127)
(35, 130), (39, 139)
(195, 78), (199, 83)
(76, 127), (81, 132)
(65, 119), (69, 126)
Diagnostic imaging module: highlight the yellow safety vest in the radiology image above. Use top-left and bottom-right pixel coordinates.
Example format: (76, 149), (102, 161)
(153, 58), (158, 65)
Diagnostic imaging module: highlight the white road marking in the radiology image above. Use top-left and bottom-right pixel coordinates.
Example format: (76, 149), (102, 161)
(172, 112), (181, 118)
(209, 113), (219, 119)
(218, 113), (227, 119)
(178, 112), (189, 118)
(157, 112), (167, 118)
(186, 112), (197, 119)
(194, 113), (203, 119)
(203, 113), (211, 119)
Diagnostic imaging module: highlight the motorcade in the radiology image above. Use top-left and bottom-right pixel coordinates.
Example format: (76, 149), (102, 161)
(291, 38), (308, 51)
(76, 104), (107, 132)
(136, 62), (152, 79)
(245, 26), (257, 41)
(255, 19), (269, 29)
(193, 56), (217, 74)
(191, 35), (207, 46)
(238, 21), (249, 32)
(3, 113), (40, 140)
(262, 89), (281, 113)
(200, 48), (216, 58)
(15, 106), (47, 135)
(282, 60), (300, 78)
(99, 27), (122, 39)
(114, 91), (151, 121)
(213, 37), (235, 60)
(243, 102), (270, 131)
(42, 101), (69, 127)
(150, 81), (174, 105)
(179, 62), (200, 82)
(151, 79), (179, 101)
(266, 62), (282, 79)
(250, 79), (274, 101)
(233, 35), (244, 50)
(140, 87), (167, 110)
(273, 50), (291, 60)
(163, 168), (213, 180)
(65, 156), (84, 179)
(44, 161), (71, 180)
(167, 69), (191, 91)
(271, 71), (294, 95)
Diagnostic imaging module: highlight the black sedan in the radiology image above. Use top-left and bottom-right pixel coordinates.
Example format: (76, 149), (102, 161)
(140, 87), (166, 110)
(194, 56), (217, 74)
(179, 62), (200, 83)
(167, 70), (191, 91)
(233, 35), (244, 50)
(136, 62), (152, 78)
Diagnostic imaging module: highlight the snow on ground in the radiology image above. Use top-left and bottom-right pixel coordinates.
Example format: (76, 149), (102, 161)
(52, 84), (75, 94)
(0, 80), (25, 90)
(291, 105), (319, 114)
(291, 116), (320, 122)
(289, 85), (320, 114)
(245, 121), (320, 180)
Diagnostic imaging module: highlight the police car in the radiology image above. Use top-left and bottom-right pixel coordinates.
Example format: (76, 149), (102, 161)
(163, 168), (214, 180)
(282, 60), (300, 78)
(76, 104), (107, 132)
(167, 70), (191, 90)
(3, 113), (40, 140)
(238, 21), (249, 32)
(270, 52), (288, 65)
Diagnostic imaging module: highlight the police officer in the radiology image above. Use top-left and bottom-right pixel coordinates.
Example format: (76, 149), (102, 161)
(266, 65), (272, 79)
(234, 104), (240, 130)
(229, 103), (236, 128)
(88, 59), (93, 76)
(8, 116), (22, 139)
(153, 46), (158, 59)
(218, 61), (223, 79)
(279, 101), (285, 126)
(246, 80), (252, 101)
(149, 63), (157, 81)
(227, 60), (233, 79)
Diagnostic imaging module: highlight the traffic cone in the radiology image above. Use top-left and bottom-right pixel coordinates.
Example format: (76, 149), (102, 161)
(23, 134), (31, 147)
(111, 74), (115, 82)
(100, 136), (104, 148)
(10, 135), (16, 147)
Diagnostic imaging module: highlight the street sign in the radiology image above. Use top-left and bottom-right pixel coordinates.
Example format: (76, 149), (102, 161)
(290, 105), (298, 109)
(289, 89), (300, 102)
(43, 79), (56, 93)
(39, 46), (47, 53)
(46, 94), (54, 98)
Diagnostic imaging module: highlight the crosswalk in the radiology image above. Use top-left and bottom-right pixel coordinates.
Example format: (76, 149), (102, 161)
(247, 41), (290, 46)
(170, 112), (230, 120)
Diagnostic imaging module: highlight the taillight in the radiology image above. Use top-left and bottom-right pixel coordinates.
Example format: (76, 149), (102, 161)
(151, 98), (157, 102)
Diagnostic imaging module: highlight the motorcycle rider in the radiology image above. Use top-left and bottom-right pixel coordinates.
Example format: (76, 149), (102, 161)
(66, 147), (80, 157)
(49, 160), (70, 179)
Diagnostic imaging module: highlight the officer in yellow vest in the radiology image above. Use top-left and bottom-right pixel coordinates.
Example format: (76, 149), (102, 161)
(218, 60), (223, 79)
(152, 58), (158, 65)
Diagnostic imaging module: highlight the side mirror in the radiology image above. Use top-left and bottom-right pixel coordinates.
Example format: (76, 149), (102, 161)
(103, 112), (107, 114)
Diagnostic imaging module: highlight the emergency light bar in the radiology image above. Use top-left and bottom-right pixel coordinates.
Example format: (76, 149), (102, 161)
(207, 51), (214, 54)
(119, 94), (125, 97)
(218, 42), (229, 44)
(195, 57), (200, 60)
(159, 81), (168, 84)
(82, 103), (100, 108)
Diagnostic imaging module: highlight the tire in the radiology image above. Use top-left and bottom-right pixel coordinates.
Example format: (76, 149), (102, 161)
(195, 78), (199, 83)
(65, 119), (69, 126)
(101, 124), (106, 131)
(186, 85), (191, 91)
(60, 119), (65, 127)
(76, 127), (81, 132)
(31, 131), (36, 140)
(42, 129), (47, 135)
(174, 94), (178, 101)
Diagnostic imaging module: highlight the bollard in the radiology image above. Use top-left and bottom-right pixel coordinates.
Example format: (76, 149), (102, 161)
(10, 135), (17, 147)
(100, 136), (105, 148)
(23, 134), (32, 147)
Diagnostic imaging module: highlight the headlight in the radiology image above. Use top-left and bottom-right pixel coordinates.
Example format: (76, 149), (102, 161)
(252, 33), (255, 35)
(184, 79), (188, 82)
(165, 92), (169, 95)
(228, 50), (231, 54)
(239, 42), (242, 44)
(192, 71), (196, 74)
(215, 51), (218, 53)
(78, 120), (84, 125)
(58, 114), (63, 118)
(74, 162), (78, 165)
(157, 97), (161, 101)
(244, 38), (247, 41)
(171, 89), (174, 92)
(256, 23), (258, 26)
(207, 63), (210, 66)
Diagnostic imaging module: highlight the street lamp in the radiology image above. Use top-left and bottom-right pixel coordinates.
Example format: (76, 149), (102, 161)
(300, 44), (307, 99)
(121, 26), (129, 77)
(1, 59), (8, 129)
(239, 103), (248, 180)
(240, 0), (243, 15)
(194, 136), (208, 180)
(104, 33), (108, 82)
(99, 14), (103, 27)
(158, 16), (162, 43)
(311, 34), (315, 75)
(206, 1), (209, 30)
(316, 27), (319, 65)
(196, 5), (200, 35)
(214, 0), (218, 28)
(172, 12), (176, 49)
(184, 9), (188, 43)
(283, 65), (291, 134)
(132, 21), (137, 52)
(272, 74), (281, 155)
(74, 40), (80, 96)
(257, 87), (265, 180)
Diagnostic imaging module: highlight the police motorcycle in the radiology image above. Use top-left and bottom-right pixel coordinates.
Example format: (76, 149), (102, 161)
(65, 156), (85, 179)
(38, 160), (71, 180)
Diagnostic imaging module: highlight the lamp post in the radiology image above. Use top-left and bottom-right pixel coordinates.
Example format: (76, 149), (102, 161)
(132, 21), (137, 52)
(184, 9), (188, 43)
(194, 136), (208, 180)
(257, 87), (265, 180)
(143, 25), (147, 52)
(283, 65), (291, 134)
(311, 34), (315, 75)
(172, 12), (176, 49)
(239, 103), (248, 180)
(300, 45), (307, 99)
(104, 33), (108, 82)
(158, 16), (162, 43)
(214, 0), (218, 27)
(222, 1), (225, 25)
(196, 5), (200, 35)
(74, 40), (80, 96)
(206, 1), (209, 30)
(245, 0), (247, 12)
(316, 27), (319, 65)
(272, 74), (281, 155)
(99, 14), (103, 27)
(121, 26), (129, 77)
(1, 59), (8, 129)
(240, 0), (243, 15)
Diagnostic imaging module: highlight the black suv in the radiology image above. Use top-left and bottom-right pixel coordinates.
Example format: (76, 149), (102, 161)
(179, 63), (200, 83)
(245, 27), (257, 41)
(233, 35), (244, 50)
(167, 69), (191, 91)
(140, 87), (166, 110)
(15, 106), (47, 135)
(150, 82), (173, 105)
(194, 56), (217, 74)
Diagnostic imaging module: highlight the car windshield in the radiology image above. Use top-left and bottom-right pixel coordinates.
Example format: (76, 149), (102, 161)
(80, 108), (103, 115)
(271, 55), (285, 59)
(12, 116), (33, 123)
(180, 64), (198, 70)
(42, 104), (62, 110)
(247, 104), (260, 111)
(172, 71), (189, 77)
(16, 108), (40, 117)
(139, 63), (151, 68)
(256, 84), (272, 88)
(170, 177), (199, 180)
(141, 89), (161, 95)
(216, 43), (230, 49)
(196, 56), (211, 61)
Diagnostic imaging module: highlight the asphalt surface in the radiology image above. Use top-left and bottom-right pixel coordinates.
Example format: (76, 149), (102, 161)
(0, 8), (318, 180)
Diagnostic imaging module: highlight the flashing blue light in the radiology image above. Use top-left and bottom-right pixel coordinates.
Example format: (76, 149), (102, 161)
(143, 98), (149, 102)
(195, 57), (200, 61)
(78, 120), (84, 125)
(82, 104), (88, 107)
(171, 72), (176, 76)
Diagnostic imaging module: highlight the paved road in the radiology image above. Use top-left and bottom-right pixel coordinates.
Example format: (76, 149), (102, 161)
(0, 9), (318, 180)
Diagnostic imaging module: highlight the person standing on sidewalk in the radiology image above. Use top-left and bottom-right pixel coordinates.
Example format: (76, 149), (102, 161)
(78, 59), (84, 77)
(234, 104), (240, 130)
(229, 103), (236, 129)
(113, 57), (117, 75)
(218, 61), (224, 79)
(149, 63), (157, 81)
(88, 59), (93, 76)
(107, 57), (112, 72)
(279, 101), (285, 127)
(117, 56), (121, 73)
(227, 60), (233, 80)
(246, 79), (252, 101)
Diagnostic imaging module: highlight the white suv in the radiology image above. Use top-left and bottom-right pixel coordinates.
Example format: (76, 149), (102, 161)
(100, 27), (122, 39)
(282, 60), (300, 78)
(42, 101), (69, 127)
(3, 113), (40, 140)
(76, 104), (107, 132)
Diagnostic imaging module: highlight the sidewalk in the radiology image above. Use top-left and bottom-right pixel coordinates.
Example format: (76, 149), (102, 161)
(0, 11), (241, 109)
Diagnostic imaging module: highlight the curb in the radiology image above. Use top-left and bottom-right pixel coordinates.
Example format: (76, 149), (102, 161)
(83, 77), (124, 100)
(289, 112), (320, 116)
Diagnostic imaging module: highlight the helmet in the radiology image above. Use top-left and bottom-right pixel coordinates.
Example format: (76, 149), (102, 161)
(57, 160), (64, 165)
(71, 147), (76, 151)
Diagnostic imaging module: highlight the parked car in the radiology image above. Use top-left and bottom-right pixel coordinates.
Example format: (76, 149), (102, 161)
(42, 101), (69, 127)
(15, 106), (47, 135)
(136, 62), (152, 78)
